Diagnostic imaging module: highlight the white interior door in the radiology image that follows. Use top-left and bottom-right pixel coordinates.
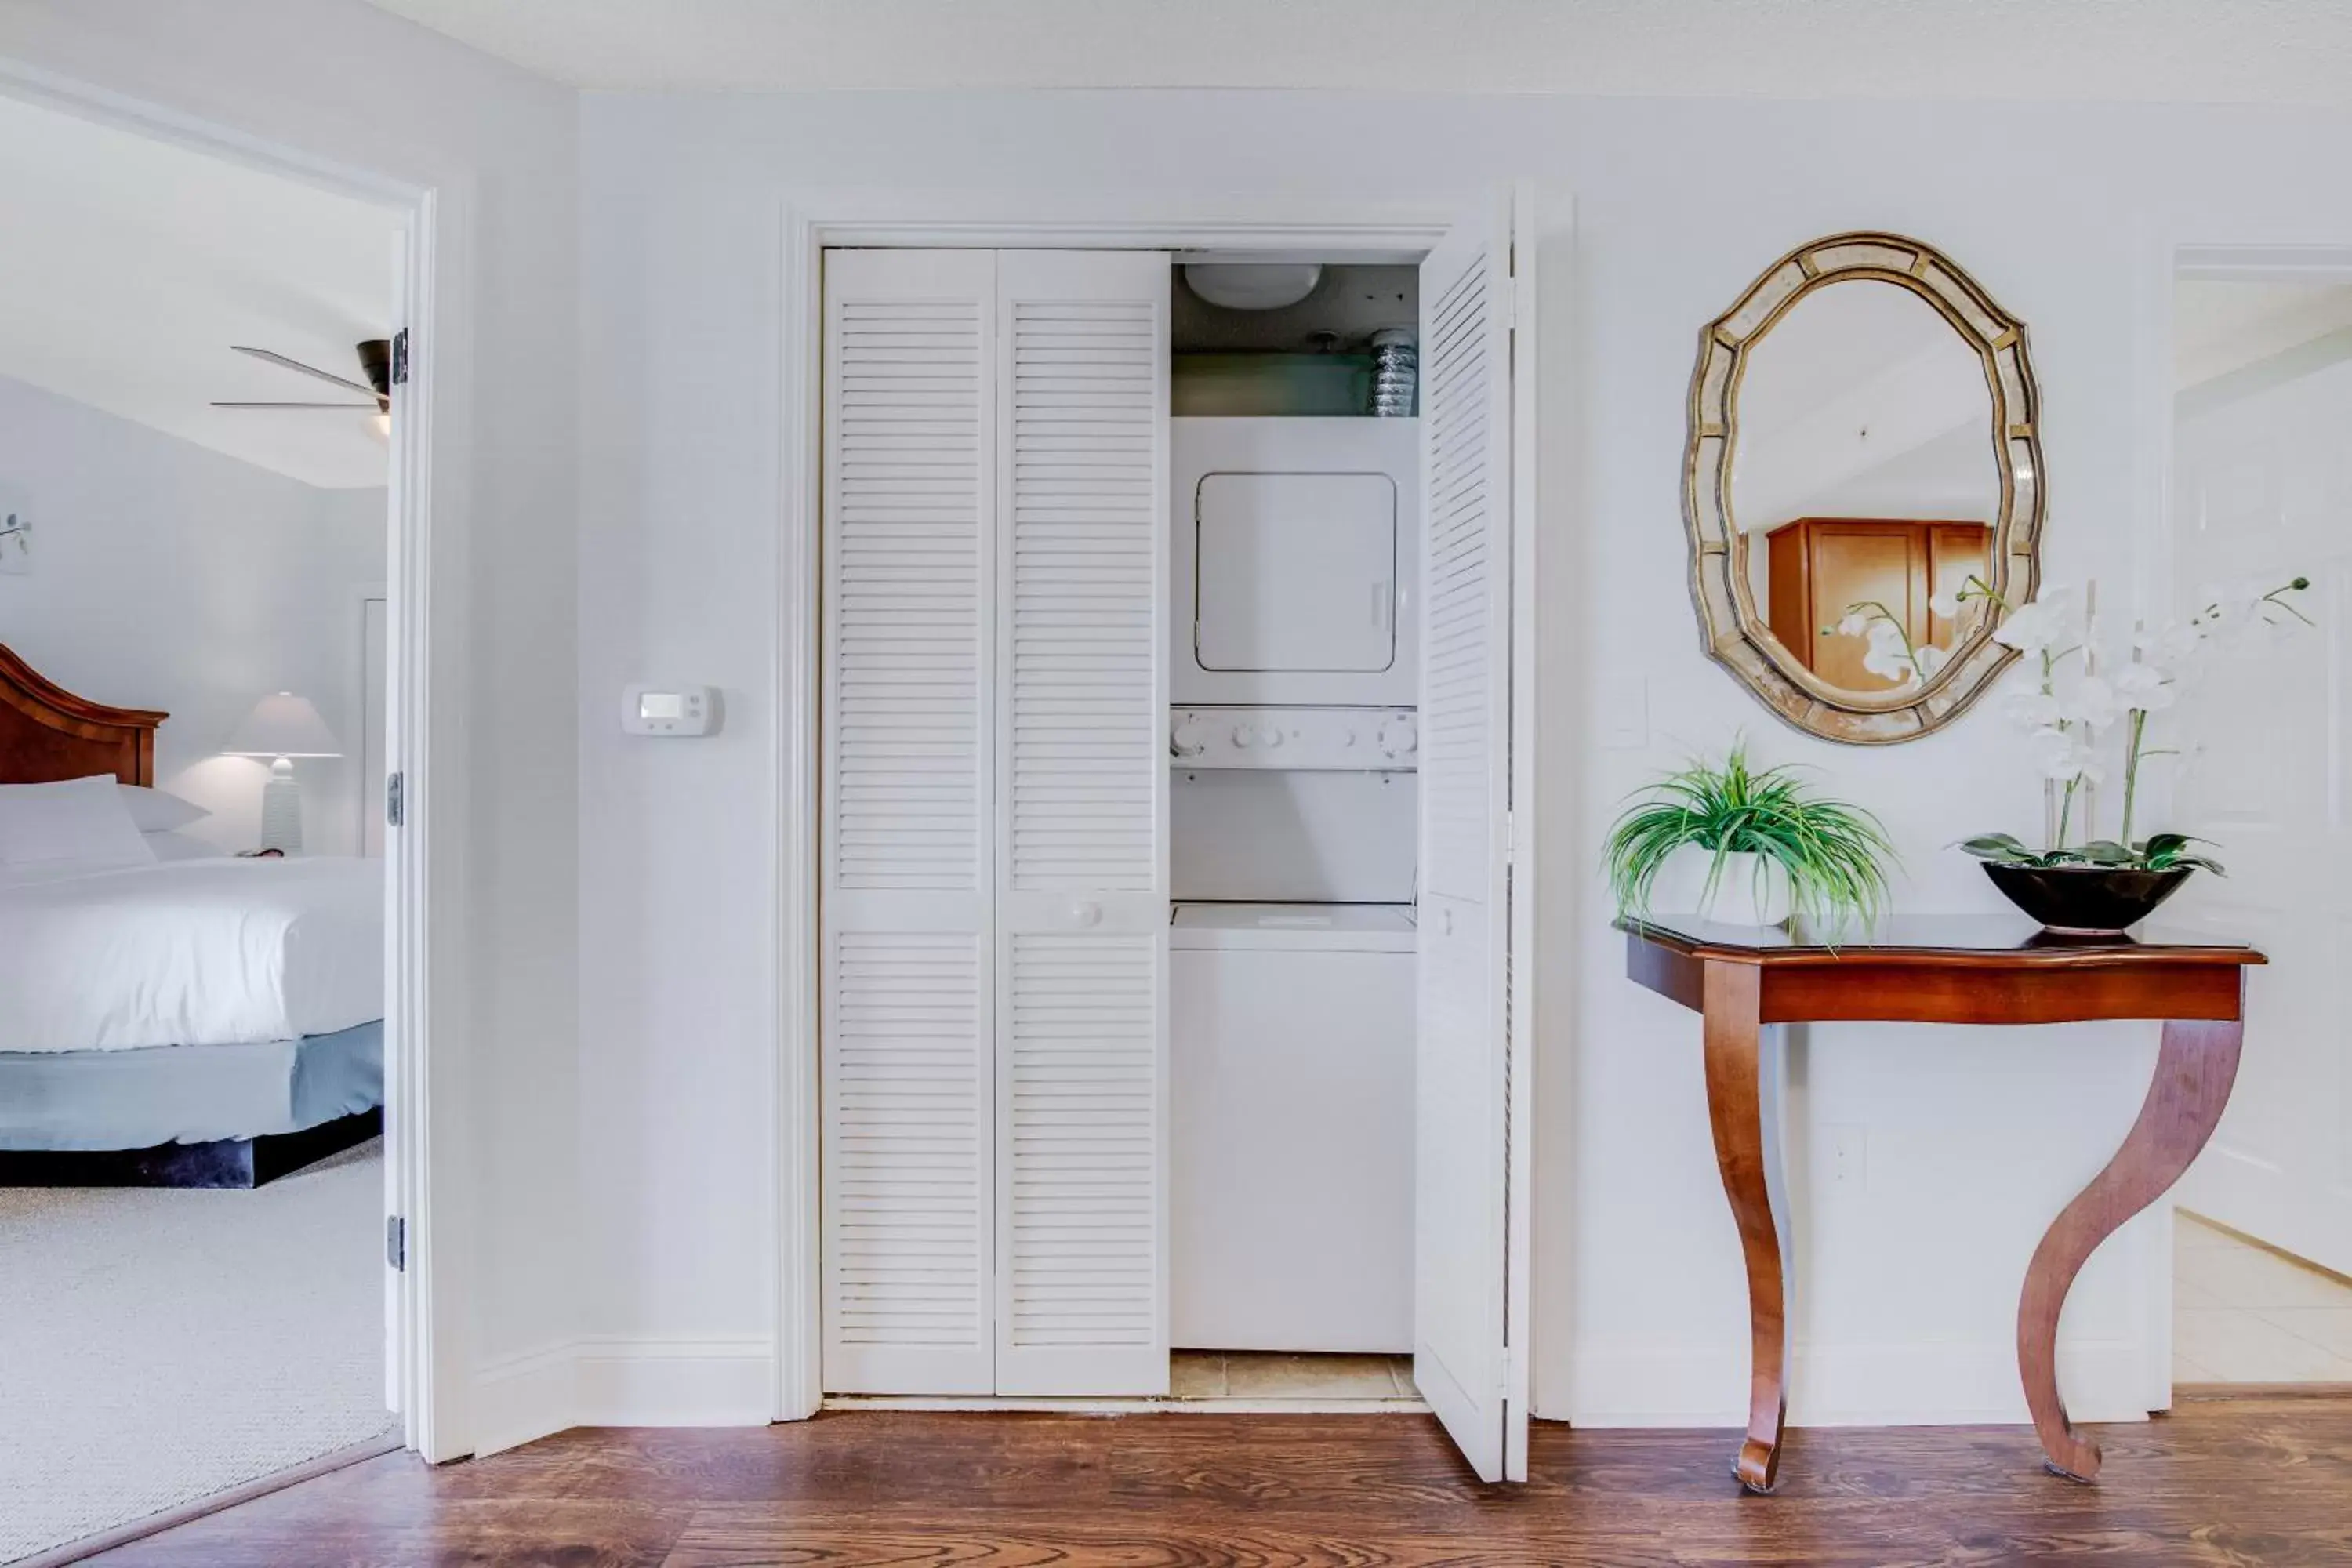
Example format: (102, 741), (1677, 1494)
(992, 249), (1171, 1396)
(1415, 195), (1530, 1481)
(820, 248), (1000, 1394)
(2172, 315), (2352, 1276)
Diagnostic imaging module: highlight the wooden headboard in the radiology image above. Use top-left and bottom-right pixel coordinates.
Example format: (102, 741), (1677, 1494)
(0, 642), (167, 786)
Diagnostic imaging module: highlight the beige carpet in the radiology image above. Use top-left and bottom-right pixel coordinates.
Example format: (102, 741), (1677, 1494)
(0, 1139), (394, 1564)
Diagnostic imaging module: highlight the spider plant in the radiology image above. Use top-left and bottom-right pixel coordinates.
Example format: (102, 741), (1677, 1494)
(1605, 742), (1896, 927)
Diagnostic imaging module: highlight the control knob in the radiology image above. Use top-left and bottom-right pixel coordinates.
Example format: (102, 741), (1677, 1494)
(1171, 718), (1207, 758)
(1377, 714), (1419, 760)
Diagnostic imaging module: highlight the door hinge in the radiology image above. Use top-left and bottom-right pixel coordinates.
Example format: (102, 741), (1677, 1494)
(386, 771), (405, 828)
(387, 1214), (407, 1272)
(390, 328), (410, 386)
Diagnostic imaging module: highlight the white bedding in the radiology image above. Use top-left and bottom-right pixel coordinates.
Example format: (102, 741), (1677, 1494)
(0, 857), (383, 1053)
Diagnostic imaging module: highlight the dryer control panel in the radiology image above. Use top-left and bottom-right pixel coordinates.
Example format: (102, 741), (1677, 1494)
(1170, 706), (1417, 770)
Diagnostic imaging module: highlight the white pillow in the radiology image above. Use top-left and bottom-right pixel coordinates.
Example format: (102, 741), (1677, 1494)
(0, 775), (158, 869)
(118, 783), (210, 833)
(143, 829), (227, 861)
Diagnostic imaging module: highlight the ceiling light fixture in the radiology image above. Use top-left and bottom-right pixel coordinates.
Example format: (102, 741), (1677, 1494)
(1184, 263), (1323, 311)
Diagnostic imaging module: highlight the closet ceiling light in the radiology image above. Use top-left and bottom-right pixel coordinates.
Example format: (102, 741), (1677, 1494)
(1184, 263), (1323, 310)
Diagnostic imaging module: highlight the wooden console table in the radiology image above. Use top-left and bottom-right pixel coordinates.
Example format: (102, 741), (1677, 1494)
(1618, 915), (2264, 1492)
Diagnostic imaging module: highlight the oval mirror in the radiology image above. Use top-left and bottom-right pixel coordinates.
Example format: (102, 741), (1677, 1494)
(1684, 233), (2044, 743)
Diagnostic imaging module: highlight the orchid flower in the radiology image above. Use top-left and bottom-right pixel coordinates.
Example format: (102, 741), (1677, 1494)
(1991, 590), (2073, 655)
(2111, 661), (2173, 713)
(2002, 687), (2063, 729)
(2065, 673), (2121, 731)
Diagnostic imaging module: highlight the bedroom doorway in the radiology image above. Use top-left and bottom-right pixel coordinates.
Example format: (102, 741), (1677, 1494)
(0, 72), (451, 1562)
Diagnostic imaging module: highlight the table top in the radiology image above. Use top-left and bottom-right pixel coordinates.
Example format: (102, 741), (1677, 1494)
(1617, 914), (2267, 967)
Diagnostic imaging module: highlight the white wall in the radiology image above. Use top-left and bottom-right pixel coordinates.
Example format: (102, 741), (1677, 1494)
(574, 89), (2352, 1432)
(0, 374), (383, 853)
(0, 0), (581, 1457)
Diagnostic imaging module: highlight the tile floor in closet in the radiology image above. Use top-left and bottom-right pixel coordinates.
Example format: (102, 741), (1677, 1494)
(1171, 1351), (1419, 1401)
(2175, 1211), (2352, 1385)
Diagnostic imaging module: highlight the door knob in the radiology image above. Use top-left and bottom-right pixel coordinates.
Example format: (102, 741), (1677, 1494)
(1071, 900), (1103, 928)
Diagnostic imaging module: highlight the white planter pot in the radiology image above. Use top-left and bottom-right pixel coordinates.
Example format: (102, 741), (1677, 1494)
(1644, 844), (1793, 928)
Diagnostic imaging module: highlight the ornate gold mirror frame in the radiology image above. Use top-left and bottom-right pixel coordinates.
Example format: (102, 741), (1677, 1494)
(1683, 231), (2045, 744)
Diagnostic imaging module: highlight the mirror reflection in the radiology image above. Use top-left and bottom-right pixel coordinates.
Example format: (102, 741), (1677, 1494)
(1731, 279), (1999, 696)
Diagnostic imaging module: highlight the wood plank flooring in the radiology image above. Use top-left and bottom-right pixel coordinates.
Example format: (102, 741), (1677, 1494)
(83, 1398), (2352, 1566)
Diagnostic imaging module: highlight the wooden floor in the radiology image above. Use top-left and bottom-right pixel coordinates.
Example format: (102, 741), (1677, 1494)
(84, 1398), (2352, 1566)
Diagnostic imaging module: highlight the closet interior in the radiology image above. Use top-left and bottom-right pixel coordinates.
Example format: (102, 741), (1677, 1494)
(1167, 261), (1422, 1395)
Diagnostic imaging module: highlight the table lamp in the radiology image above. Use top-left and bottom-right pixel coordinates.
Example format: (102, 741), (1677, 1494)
(224, 692), (342, 854)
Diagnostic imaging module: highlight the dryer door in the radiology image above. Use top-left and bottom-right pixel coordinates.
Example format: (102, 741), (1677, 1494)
(1196, 470), (1396, 673)
(1172, 417), (1420, 706)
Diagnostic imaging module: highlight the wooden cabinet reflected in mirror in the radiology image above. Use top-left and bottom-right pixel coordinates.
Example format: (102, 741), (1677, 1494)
(1686, 234), (2044, 743)
(1755, 517), (1988, 691)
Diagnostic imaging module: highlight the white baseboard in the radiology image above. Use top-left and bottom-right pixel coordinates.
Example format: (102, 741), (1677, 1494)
(1566, 1337), (2154, 1429)
(574, 1335), (775, 1427)
(470, 1340), (579, 1457)
(2181, 1150), (2352, 1279)
(472, 1335), (774, 1455)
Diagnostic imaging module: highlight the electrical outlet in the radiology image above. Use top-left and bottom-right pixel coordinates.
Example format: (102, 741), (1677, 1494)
(1826, 1123), (1867, 1190)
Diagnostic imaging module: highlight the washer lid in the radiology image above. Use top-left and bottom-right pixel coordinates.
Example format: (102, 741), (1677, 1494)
(1169, 902), (1417, 952)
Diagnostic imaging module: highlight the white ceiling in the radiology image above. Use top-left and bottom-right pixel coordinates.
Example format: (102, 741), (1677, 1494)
(358, 0), (2352, 102)
(2176, 281), (2352, 388)
(1732, 280), (1997, 529)
(0, 93), (399, 490)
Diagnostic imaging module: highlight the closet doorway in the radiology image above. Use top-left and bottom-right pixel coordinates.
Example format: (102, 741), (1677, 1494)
(781, 194), (1543, 1483)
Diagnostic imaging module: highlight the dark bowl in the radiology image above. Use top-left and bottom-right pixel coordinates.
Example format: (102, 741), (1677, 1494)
(1980, 862), (2195, 935)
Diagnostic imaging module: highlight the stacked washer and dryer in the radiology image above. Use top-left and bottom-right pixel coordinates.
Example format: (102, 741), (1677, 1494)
(1168, 415), (1421, 1357)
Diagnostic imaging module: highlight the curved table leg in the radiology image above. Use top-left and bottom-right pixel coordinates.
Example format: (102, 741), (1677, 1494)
(2017, 1013), (2245, 1482)
(1700, 960), (1788, 1494)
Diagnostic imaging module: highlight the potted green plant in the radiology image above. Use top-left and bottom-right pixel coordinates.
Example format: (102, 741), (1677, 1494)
(1604, 742), (1895, 930)
(1944, 572), (2311, 933)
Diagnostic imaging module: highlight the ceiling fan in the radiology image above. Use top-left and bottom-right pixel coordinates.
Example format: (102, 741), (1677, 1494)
(211, 339), (392, 419)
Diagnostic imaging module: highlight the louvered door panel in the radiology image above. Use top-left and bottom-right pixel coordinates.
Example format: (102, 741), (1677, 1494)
(993, 251), (1171, 1396)
(1004, 934), (1160, 1356)
(821, 249), (998, 1394)
(1414, 201), (1526, 1482)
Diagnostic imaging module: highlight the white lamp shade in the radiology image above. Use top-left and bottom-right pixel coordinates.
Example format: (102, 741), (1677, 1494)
(223, 691), (343, 758)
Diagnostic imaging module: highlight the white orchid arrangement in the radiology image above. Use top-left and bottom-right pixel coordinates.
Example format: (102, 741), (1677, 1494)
(1954, 572), (2311, 871)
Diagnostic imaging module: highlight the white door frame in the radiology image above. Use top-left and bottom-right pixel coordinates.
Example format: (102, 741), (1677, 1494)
(0, 60), (471, 1460)
(775, 191), (1545, 1421)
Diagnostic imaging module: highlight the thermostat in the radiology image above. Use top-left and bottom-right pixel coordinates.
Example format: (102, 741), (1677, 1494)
(623, 684), (720, 736)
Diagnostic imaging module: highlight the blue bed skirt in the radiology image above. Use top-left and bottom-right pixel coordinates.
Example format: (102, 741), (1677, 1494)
(0, 1021), (384, 1152)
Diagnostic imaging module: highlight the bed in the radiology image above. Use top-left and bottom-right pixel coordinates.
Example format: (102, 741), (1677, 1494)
(0, 642), (384, 1187)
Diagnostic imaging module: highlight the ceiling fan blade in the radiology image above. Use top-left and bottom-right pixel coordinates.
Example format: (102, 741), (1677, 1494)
(230, 345), (379, 398)
(211, 400), (380, 410)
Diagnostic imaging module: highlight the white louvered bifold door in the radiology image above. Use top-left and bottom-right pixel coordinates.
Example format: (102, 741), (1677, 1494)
(821, 249), (1000, 1395)
(991, 250), (1171, 1396)
(1414, 197), (1531, 1482)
